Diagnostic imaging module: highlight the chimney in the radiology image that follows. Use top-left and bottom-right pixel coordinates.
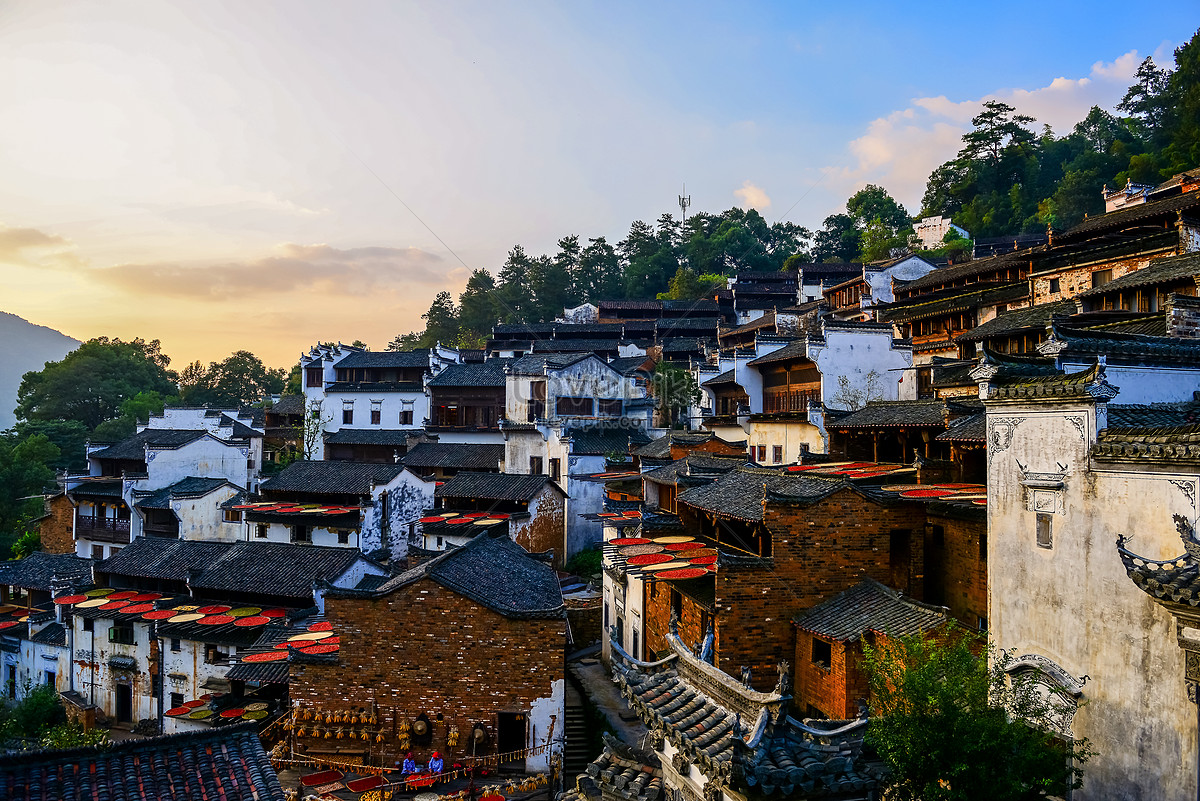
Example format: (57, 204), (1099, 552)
(1165, 293), (1200, 339)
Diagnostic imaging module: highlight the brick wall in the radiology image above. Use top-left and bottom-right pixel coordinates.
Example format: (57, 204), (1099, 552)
(643, 580), (708, 660)
(39, 494), (75, 555)
(924, 511), (987, 629)
(1030, 253), (1155, 305)
(711, 489), (926, 693)
(793, 632), (870, 720)
(291, 577), (566, 766)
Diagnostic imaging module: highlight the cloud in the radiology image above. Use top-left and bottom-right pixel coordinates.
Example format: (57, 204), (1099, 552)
(734, 180), (771, 211)
(95, 242), (459, 301)
(835, 49), (1146, 211)
(0, 224), (84, 270)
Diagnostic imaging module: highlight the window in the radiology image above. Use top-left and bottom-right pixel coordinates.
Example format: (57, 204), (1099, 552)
(979, 532), (988, 561)
(342, 403), (354, 425)
(1092, 269), (1112, 288)
(109, 623), (135, 645)
(170, 638), (181, 652)
(977, 616), (988, 632)
(755, 445), (766, 462)
(1036, 514), (1053, 549)
(929, 524), (945, 549)
(670, 589), (683, 622)
(811, 637), (832, 670)
(204, 644), (229, 665)
(305, 367), (323, 387)
(772, 445), (783, 463)
(255, 523), (268, 539)
(170, 692), (184, 709)
(91, 545), (104, 561)
(649, 578), (658, 598)
(436, 536), (443, 548)
(604, 603), (609, 629)
(246, 457), (255, 470)
(530, 456), (543, 475)
(631, 629), (640, 659)
(549, 458), (561, 482)
(1048, 278), (1061, 294)
(292, 525), (311, 543)
(337, 530), (351, 545)
(44, 671), (55, 687)
(598, 398), (623, 416)
(223, 509), (242, 524)
(82, 618), (93, 633)
(371, 400), (382, 425)
(556, 396), (593, 417)
(399, 408), (414, 425)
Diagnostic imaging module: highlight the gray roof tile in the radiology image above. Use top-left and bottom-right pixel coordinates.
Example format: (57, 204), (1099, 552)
(260, 460), (405, 495)
(435, 472), (561, 502)
(794, 578), (946, 641)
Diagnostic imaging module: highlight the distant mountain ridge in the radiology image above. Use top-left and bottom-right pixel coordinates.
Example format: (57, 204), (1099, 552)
(0, 312), (80, 430)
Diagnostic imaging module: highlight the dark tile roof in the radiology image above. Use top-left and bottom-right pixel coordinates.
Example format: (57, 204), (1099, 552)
(89, 429), (207, 461)
(1041, 321), (1200, 367)
(67, 478), (125, 499)
(345, 532), (564, 619)
(324, 380), (424, 393)
(607, 356), (651, 376)
(894, 249), (1032, 295)
(983, 361), (1118, 402)
(566, 426), (652, 456)
(796, 262), (863, 281)
(930, 357), (976, 388)
(956, 300), (1076, 342)
(219, 415), (263, 440)
(0, 721), (284, 801)
(323, 428), (412, 446)
(700, 369), (740, 388)
(1077, 251), (1200, 299)
(269, 395), (306, 416)
(1092, 424), (1200, 465)
(435, 471), (562, 502)
(1117, 521), (1200, 608)
(935, 412), (986, 442)
(97, 538), (368, 600)
(881, 283), (1028, 325)
(133, 476), (235, 510)
(677, 467), (845, 522)
(635, 432), (718, 460)
(1061, 187), (1200, 240)
(746, 341), (810, 367)
(427, 360), (510, 387)
(829, 400), (951, 429)
(260, 460), (405, 495)
(794, 578), (946, 641)
(611, 630), (883, 794)
(0, 552), (92, 593)
(29, 622), (66, 647)
(509, 353), (590, 375)
(1107, 402), (1200, 429)
(641, 454), (747, 486)
(402, 442), (505, 471)
(562, 736), (662, 801)
(335, 349), (429, 369)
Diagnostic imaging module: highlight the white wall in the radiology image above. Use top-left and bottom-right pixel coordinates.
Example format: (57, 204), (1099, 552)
(987, 400), (1198, 800)
(863, 256), (936, 307)
(808, 326), (913, 409)
(1060, 361), (1200, 406)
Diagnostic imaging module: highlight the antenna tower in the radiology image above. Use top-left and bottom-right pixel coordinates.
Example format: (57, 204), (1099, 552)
(678, 185), (691, 222)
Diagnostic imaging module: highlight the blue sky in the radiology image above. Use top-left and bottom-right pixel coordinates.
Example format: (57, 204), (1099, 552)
(0, 1), (1193, 365)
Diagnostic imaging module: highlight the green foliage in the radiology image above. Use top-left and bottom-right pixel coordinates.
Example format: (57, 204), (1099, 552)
(0, 433), (60, 559)
(863, 629), (1092, 801)
(649, 363), (700, 428)
(91, 390), (170, 443)
(15, 338), (177, 431)
(0, 684), (68, 744)
(178, 350), (286, 408)
(812, 186), (911, 263)
(564, 547), (602, 578)
(7, 420), (89, 473)
(12, 530), (40, 560)
(39, 720), (109, 751)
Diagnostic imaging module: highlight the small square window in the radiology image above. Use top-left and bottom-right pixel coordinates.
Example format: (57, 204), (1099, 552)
(82, 618), (94, 633)
(399, 409), (414, 425)
(223, 509), (242, 524)
(772, 445), (783, 463)
(337, 530), (350, 545)
(255, 524), (268, 539)
(978, 616), (988, 632)
(1048, 278), (1061, 294)
(756, 445), (766, 462)
(1036, 513), (1053, 549)
(342, 408), (354, 425)
(170, 692), (184, 709)
(370, 409), (381, 425)
(171, 638), (181, 652)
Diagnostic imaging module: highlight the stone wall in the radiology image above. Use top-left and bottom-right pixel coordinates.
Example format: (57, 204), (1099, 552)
(793, 632), (868, 720)
(291, 577), (567, 770)
(924, 510), (987, 629)
(39, 494), (75, 555)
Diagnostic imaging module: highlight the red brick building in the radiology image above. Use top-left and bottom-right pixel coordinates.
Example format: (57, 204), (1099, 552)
(290, 532), (567, 774)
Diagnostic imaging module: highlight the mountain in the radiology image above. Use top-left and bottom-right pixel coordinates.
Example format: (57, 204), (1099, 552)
(0, 312), (80, 430)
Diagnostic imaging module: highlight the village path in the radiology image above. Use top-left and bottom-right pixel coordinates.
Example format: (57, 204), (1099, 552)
(568, 657), (648, 748)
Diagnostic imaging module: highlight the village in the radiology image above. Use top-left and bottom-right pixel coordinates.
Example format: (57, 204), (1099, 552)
(0, 170), (1198, 800)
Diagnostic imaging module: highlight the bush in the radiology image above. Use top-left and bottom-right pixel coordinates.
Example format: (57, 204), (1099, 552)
(565, 548), (602, 578)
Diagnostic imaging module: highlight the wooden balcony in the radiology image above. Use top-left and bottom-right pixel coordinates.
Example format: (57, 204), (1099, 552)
(76, 515), (131, 544)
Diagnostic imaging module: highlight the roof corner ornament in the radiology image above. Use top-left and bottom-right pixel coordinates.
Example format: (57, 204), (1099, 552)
(739, 665), (752, 689)
(774, 661), (790, 695)
(855, 697), (869, 719)
(668, 610), (680, 639)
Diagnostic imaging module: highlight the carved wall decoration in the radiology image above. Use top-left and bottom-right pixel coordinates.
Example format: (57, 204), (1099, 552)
(1006, 654), (1086, 738)
(671, 753), (690, 776)
(1065, 415), (1086, 440)
(988, 417), (1026, 451)
(1169, 480), (1197, 510)
(1185, 650), (1200, 682)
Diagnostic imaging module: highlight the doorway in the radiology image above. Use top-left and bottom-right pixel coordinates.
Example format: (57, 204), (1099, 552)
(496, 712), (527, 763)
(115, 683), (133, 723)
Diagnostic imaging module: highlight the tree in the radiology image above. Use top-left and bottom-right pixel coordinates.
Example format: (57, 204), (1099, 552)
(958, 101), (1036, 165)
(297, 399), (332, 460)
(457, 269), (499, 346)
(863, 628), (1092, 801)
(91, 391), (169, 442)
(1117, 56), (1173, 143)
(178, 351), (285, 408)
(812, 213), (862, 263)
(15, 338), (178, 430)
(830, 372), (886, 411)
(649, 363), (699, 429)
(0, 433), (61, 558)
(422, 291), (461, 346)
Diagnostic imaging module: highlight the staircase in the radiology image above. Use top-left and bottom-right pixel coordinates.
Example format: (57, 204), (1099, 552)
(563, 680), (592, 779)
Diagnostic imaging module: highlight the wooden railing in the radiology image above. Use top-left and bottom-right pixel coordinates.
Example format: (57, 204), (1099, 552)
(77, 516), (131, 544)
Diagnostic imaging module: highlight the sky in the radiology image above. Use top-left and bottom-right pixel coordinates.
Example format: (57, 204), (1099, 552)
(0, 1), (1195, 369)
